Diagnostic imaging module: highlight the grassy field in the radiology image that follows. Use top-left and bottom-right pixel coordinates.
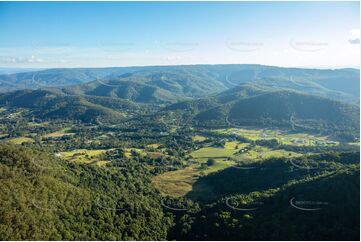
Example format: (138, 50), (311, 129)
(8, 137), (34, 144)
(147, 143), (160, 148)
(150, 139), (247, 197)
(192, 135), (207, 142)
(59, 149), (113, 164)
(213, 128), (338, 146)
(200, 158), (236, 175)
(190, 141), (248, 160)
(28, 121), (49, 127)
(95, 160), (109, 166)
(152, 167), (200, 197)
(153, 137), (303, 198)
(152, 158), (236, 197)
(190, 147), (237, 158)
(44, 127), (75, 138)
(234, 146), (300, 162)
(224, 141), (249, 150)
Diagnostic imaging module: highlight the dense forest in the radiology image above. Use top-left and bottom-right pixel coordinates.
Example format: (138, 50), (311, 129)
(0, 143), (172, 240)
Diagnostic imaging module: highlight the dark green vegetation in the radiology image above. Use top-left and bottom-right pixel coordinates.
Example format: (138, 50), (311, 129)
(0, 143), (172, 240)
(0, 89), (145, 122)
(192, 90), (359, 135)
(0, 64), (359, 240)
(172, 154), (359, 240)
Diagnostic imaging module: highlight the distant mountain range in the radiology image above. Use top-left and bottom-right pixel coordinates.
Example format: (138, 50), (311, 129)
(0, 65), (359, 104)
(0, 64), (359, 134)
(0, 68), (44, 75)
(60, 70), (226, 104)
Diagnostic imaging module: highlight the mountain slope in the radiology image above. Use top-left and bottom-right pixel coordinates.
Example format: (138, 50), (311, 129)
(173, 154), (359, 240)
(195, 90), (359, 131)
(165, 83), (269, 113)
(227, 91), (359, 127)
(0, 89), (142, 122)
(0, 142), (171, 240)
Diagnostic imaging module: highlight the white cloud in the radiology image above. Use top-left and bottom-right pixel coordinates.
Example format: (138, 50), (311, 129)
(349, 29), (360, 44)
(0, 55), (43, 64)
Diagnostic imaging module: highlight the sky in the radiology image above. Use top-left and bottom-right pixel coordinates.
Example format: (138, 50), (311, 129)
(0, 1), (359, 68)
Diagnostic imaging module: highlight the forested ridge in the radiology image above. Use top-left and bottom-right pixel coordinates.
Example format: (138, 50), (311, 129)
(0, 143), (172, 240)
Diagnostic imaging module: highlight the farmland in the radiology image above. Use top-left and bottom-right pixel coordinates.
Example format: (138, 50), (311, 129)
(213, 127), (339, 146)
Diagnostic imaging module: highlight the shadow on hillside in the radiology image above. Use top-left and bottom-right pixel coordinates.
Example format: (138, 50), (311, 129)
(182, 170), (359, 241)
(185, 158), (322, 203)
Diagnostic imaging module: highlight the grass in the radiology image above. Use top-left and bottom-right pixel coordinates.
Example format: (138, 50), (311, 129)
(152, 167), (200, 197)
(200, 158), (236, 175)
(348, 142), (360, 147)
(44, 127), (74, 138)
(152, 158), (236, 197)
(224, 141), (249, 150)
(189, 141), (248, 160)
(147, 143), (160, 148)
(148, 152), (164, 159)
(95, 160), (109, 166)
(59, 149), (113, 164)
(124, 148), (147, 158)
(234, 146), (300, 162)
(213, 128), (338, 147)
(192, 135), (207, 142)
(224, 141), (238, 149)
(190, 147), (238, 159)
(28, 121), (49, 127)
(8, 137), (34, 144)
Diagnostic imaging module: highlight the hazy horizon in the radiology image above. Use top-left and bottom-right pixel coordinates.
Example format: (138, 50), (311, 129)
(0, 63), (360, 71)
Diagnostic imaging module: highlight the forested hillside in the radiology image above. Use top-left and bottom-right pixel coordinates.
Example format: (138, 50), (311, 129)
(0, 89), (144, 122)
(0, 142), (172, 240)
(166, 86), (360, 136)
(171, 157), (359, 240)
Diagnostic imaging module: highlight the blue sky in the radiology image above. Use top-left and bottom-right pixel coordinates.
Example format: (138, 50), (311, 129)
(0, 1), (359, 68)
